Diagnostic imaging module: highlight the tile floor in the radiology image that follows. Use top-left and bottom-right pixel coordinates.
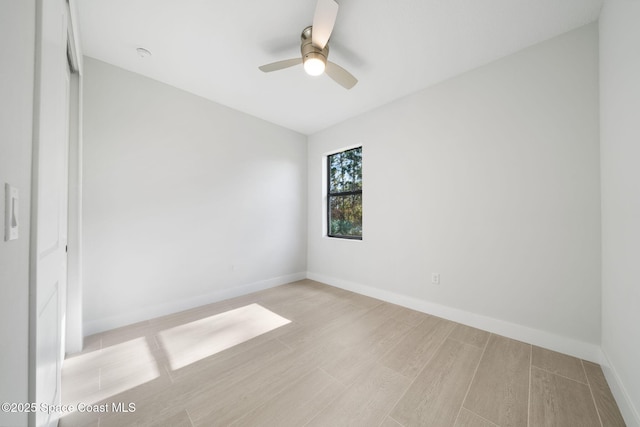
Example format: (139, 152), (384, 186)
(59, 280), (626, 427)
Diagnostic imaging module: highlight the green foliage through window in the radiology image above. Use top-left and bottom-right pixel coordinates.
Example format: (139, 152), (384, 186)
(327, 147), (362, 239)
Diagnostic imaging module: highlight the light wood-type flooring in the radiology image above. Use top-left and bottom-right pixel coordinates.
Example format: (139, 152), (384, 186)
(60, 280), (625, 427)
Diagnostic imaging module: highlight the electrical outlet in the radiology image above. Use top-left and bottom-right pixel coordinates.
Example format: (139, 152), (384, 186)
(431, 273), (440, 285)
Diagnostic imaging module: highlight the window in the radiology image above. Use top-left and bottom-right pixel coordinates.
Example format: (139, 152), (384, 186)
(327, 147), (362, 239)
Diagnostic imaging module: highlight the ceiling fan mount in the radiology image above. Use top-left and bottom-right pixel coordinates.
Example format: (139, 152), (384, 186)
(259, 0), (357, 89)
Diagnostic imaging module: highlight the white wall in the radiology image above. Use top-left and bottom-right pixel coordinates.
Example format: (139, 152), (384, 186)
(0, 1), (35, 425)
(599, 0), (640, 424)
(83, 57), (307, 334)
(308, 24), (601, 360)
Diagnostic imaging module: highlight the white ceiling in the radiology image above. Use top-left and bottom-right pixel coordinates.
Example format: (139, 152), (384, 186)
(75, 0), (602, 135)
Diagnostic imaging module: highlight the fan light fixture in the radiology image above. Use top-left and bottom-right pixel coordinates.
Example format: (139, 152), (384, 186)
(258, 0), (358, 89)
(303, 54), (326, 76)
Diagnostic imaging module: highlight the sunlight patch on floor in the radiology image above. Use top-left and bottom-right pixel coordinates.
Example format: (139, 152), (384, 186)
(158, 303), (291, 370)
(61, 337), (159, 414)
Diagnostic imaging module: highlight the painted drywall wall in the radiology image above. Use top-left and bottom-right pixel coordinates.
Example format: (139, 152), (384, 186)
(82, 57), (307, 334)
(0, 1), (35, 425)
(599, 0), (640, 424)
(308, 24), (601, 358)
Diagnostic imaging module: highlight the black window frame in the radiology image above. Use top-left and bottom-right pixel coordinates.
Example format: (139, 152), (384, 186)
(327, 146), (363, 240)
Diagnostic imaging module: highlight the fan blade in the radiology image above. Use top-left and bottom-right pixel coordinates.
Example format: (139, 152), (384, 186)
(312, 0), (338, 49)
(326, 61), (357, 89)
(259, 58), (302, 72)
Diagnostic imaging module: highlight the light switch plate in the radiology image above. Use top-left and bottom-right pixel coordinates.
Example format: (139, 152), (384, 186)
(5, 183), (19, 241)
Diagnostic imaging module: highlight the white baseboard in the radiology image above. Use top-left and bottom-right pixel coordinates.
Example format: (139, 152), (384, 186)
(306, 271), (603, 363)
(600, 350), (640, 427)
(83, 271), (307, 336)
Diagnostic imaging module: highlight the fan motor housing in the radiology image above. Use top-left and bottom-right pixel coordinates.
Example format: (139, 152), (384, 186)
(301, 26), (329, 63)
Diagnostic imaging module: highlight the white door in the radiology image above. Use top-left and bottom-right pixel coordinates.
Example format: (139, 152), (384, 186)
(31, 0), (70, 425)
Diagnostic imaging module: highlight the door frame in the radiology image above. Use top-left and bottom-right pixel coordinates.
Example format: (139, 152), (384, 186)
(65, 0), (84, 356)
(28, 0), (83, 424)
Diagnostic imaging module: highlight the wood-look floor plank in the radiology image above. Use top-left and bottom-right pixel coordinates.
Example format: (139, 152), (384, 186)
(380, 315), (454, 378)
(147, 299), (232, 333)
(276, 302), (369, 349)
(380, 417), (404, 427)
(529, 366), (600, 427)
(448, 323), (490, 349)
(98, 320), (154, 349)
(183, 326), (356, 426)
(147, 409), (193, 427)
(321, 317), (414, 385)
(60, 355), (100, 405)
(154, 303), (292, 371)
(307, 363), (410, 427)
(98, 339), (293, 427)
(390, 306), (432, 326)
(582, 361), (627, 427)
(263, 293), (361, 332)
(58, 409), (100, 427)
(330, 288), (383, 309)
(454, 408), (499, 427)
(96, 375), (197, 427)
(391, 338), (483, 427)
(229, 368), (342, 427)
(62, 338), (173, 427)
(99, 397), (192, 427)
(310, 302), (407, 354)
(260, 291), (337, 323)
(167, 333), (291, 383)
(463, 334), (530, 427)
(99, 340), (168, 400)
(223, 280), (317, 309)
(185, 348), (317, 425)
(532, 345), (587, 384)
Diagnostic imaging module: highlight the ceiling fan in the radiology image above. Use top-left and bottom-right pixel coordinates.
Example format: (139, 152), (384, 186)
(258, 0), (358, 89)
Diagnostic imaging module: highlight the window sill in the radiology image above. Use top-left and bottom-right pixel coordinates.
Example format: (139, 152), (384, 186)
(325, 235), (363, 242)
